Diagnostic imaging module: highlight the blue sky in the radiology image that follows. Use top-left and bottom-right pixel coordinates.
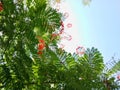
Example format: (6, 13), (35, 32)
(64, 0), (120, 63)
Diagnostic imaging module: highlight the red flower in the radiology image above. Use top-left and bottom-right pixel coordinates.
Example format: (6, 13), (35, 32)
(38, 43), (45, 50)
(0, 2), (3, 11)
(39, 39), (45, 43)
(38, 39), (45, 51)
(37, 39), (45, 55)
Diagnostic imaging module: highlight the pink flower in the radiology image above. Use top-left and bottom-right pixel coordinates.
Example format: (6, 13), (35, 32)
(76, 46), (85, 55)
(67, 23), (72, 28)
(117, 75), (120, 80)
(64, 12), (69, 19)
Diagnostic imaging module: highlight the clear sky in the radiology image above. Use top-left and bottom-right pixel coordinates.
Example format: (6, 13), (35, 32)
(61, 0), (120, 63)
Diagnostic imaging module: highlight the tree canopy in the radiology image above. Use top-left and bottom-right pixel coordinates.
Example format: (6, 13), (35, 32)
(0, 0), (120, 90)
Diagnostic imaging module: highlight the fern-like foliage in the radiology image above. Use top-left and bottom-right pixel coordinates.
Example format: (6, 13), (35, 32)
(0, 0), (120, 90)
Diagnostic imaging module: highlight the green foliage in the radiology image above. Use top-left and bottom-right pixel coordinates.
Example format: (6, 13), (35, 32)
(0, 0), (119, 90)
(107, 60), (120, 76)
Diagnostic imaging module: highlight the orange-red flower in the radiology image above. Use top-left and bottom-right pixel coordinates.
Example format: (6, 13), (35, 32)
(38, 43), (45, 51)
(0, 2), (3, 11)
(39, 39), (45, 43)
(38, 39), (45, 51)
(37, 39), (45, 55)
